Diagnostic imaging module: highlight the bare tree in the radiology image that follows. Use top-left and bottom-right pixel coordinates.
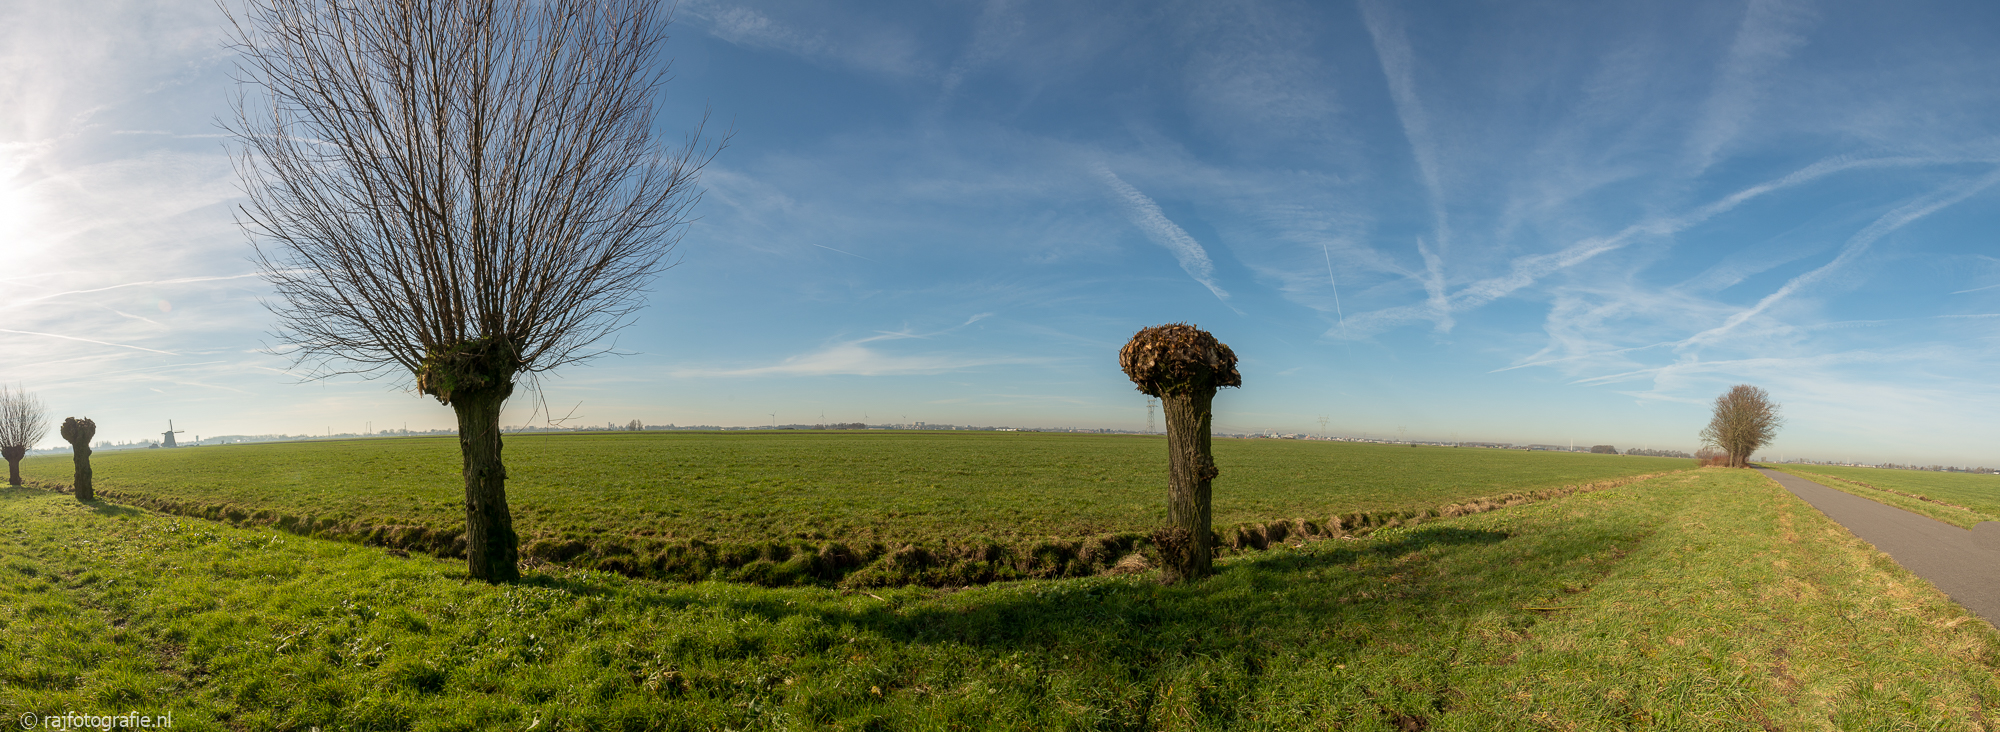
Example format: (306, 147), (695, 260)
(0, 385), (50, 487)
(1699, 385), (1782, 468)
(1119, 324), (1241, 583)
(226, 0), (721, 582)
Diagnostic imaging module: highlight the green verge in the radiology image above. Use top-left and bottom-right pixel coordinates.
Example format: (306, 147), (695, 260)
(3, 468), (1994, 730)
(1774, 466), (1994, 529)
(18, 433), (1688, 587)
(1775, 465), (2000, 527)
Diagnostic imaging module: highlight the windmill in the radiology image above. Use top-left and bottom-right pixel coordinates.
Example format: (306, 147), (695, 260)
(161, 420), (185, 448)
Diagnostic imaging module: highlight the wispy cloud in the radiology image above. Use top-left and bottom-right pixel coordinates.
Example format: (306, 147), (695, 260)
(1684, 0), (1815, 174)
(680, 1), (934, 80)
(1357, 0), (1447, 242)
(1334, 155), (1948, 339)
(671, 314), (1019, 378)
(672, 337), (1042, 378)
(1358, 0), (1457, 332)
(1092, 163), (1230, 304)
(1677, 166), (2000, 352)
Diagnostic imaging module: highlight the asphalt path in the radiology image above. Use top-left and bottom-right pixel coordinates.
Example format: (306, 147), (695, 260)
(1759, 468), (2000, 626)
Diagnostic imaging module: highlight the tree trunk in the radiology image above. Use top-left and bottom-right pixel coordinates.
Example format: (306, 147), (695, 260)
(1159, 388), (1217, 583)
(72, 444), (92, 501)
(454, 388), (519, 583)
(2, 446), (22, 487)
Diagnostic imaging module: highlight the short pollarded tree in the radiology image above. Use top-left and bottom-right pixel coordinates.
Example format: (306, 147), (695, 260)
(1119, 323), (1241, 583)
(227, 0), (721, 582)
(1699, 385), (1782, 468)
(61, 418), (95, 501)
(0, 385), (50, 487)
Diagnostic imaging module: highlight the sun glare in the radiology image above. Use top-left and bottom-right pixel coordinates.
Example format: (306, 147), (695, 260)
(0, 147), (39, 261)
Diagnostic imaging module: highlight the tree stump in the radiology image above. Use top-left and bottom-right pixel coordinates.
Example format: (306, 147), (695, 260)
(1119, 323), (1241, 583)
(61, 418), (95, 501)
(1, 446), (22, 488)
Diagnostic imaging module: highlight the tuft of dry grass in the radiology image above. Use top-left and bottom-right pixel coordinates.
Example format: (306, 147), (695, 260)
(1107, 552), (1153, 575)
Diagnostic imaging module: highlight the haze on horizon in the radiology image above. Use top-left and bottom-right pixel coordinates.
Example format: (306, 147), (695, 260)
(2, 0), (1997, 466)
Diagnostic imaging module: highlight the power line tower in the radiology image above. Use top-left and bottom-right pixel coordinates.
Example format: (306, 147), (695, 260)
(1146, 397), (1157, 434)
(1317, 415), (1329, 438)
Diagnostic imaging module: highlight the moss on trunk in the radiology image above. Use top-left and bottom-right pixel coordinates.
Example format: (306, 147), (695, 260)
(61, 418), (95, 501)
(1159, 389), (1217, 582)
(453, 387), (519, 583)
(418, 337), (524, 583)
(2, 446), (21, 487)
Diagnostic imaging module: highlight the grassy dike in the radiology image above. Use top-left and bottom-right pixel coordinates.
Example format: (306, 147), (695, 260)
(2, 468), (1996, 730)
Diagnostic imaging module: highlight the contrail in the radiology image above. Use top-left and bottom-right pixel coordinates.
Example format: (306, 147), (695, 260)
(0, 329), (177, 355)
(1323, 243), (1347, 337)
(1489, 341), (1676, 373)
(1678, 166), (2000, 352)
(1093, 163), (1230, 304)
(810, 242), (876, 262)
(1, 273), (264, 311)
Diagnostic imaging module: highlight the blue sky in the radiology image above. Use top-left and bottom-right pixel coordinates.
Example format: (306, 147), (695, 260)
(3, 0), (1998, 465)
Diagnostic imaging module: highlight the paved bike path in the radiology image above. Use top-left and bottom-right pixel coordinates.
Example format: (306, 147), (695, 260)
(1758, 468), (2000, 626)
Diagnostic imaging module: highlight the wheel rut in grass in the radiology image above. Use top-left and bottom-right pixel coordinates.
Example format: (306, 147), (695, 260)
(1760, 467), (2000, 627)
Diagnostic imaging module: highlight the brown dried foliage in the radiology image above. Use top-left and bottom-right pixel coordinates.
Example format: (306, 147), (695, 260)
(1119, 323), (1242, 397)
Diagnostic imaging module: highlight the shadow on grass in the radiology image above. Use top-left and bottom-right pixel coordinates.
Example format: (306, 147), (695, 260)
(84, 501), (145, 518)
(525, 524), (1543, 662)
(0, 486), (152, 519)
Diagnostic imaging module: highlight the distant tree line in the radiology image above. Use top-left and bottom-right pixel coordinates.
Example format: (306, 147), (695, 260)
(1625, 447), (1694, 458)
(1856, 463), (2000, 474)
(1588, 445), (1617, 454)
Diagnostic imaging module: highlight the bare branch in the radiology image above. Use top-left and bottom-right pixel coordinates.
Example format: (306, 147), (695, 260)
(0, 384), (51, 449)
(223, 0), (725, 396)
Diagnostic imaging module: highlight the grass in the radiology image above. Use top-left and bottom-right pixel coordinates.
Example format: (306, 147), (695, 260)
(18, 433), (1689, 586)
(2, 467), (1994, 730)
(1774, 465), (2000, 529)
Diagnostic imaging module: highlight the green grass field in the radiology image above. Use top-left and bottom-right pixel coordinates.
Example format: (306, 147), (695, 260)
(18, 433), (1687, 586)
(1775, 465), (2000, 528)
(4, 467), (1993, 730)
